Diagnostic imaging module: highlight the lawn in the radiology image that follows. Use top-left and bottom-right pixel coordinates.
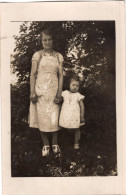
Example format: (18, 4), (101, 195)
(11, 122), (117, 177)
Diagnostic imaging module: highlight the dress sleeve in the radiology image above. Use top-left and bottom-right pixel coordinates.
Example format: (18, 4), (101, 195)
(58, 53), (64, 63)
(31, 52), (40, 62)
(78, 93), (85, 102)
(61, 90), (66, 97)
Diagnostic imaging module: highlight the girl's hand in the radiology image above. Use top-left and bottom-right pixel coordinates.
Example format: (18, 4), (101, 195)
(80, 116), (85, 124)
(30, 92), (38, 103)
(80, 117), (85, 126)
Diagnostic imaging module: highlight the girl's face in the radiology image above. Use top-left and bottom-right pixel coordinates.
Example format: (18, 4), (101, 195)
(42, 33), (53, 50)
(70, 80), (80, 93)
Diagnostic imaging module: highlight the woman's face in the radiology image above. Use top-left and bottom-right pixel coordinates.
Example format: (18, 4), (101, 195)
(42, 33), (53, 50)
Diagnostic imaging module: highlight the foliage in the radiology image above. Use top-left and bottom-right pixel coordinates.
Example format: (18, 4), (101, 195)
(11, 83), (30, 124)
(11, 21), (115, 125)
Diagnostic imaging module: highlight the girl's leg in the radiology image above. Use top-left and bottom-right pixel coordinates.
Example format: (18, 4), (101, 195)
(52, 131), (58, 145)
(74, 128), (80, 144)
(40, 131), (49, 146)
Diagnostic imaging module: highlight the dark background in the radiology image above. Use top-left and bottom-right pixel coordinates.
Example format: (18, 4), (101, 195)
(11, 21), (117, 176)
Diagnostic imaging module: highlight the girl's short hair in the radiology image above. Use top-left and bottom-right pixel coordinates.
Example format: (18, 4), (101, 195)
(69, 75), (80, 85)
(38, 28), (53, 45)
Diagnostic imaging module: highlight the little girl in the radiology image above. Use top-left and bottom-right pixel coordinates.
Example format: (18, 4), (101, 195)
(59, 75), (85, 149)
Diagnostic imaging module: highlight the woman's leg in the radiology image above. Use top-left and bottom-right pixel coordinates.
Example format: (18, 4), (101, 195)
(52, 131), (58, 145)
(74, 128), (80, 144)
(40, 131), (49, 146)
(52, 131), (61, 153)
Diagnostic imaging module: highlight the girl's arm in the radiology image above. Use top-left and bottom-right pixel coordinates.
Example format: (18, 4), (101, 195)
(79, 99), (85, 123)
(30, 60), (38, 103)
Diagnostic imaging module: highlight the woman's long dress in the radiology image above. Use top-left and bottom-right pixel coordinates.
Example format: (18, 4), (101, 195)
(29, 50), (63, 132)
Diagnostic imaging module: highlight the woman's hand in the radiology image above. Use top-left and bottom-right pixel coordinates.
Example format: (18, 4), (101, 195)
(30, 92), (38, 103)
(54, 94), (62, 104)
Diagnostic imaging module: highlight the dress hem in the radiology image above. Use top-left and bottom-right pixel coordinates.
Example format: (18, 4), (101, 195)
(29, 125), (61, 132)
(59, 125), (80, 129)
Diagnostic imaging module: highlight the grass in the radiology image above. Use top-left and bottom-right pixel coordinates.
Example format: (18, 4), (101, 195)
(11, 122), (117, 177)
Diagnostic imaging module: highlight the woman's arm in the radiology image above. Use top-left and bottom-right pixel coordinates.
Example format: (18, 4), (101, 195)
(54, 61), (63, 104)
(30, 60), (38, 103)
(79, 99), (85, 123)
(57, 61), (63, 96)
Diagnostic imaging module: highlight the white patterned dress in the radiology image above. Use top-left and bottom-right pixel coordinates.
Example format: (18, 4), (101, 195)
(59, 90), (85, 129)
(29, 50), (64, 132)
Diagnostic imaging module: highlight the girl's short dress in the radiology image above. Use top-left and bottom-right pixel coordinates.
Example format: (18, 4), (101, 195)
(28, 50), (64, 132)
(59, 90), (85, 129)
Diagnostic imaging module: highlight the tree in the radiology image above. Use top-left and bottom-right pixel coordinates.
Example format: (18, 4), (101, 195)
(11, 21), (115, 126)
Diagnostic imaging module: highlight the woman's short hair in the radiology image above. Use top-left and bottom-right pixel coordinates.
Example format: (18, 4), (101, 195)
(38, 28), (53, 45)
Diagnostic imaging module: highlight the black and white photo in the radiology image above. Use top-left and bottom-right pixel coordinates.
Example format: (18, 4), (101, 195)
(11, 21), (117, 177)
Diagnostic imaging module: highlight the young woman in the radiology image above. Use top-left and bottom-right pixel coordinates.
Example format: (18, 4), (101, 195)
(29, 28), (63, 156)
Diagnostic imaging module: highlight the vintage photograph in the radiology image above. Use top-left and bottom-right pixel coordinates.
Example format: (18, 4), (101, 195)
(10, 21), (117, 177)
